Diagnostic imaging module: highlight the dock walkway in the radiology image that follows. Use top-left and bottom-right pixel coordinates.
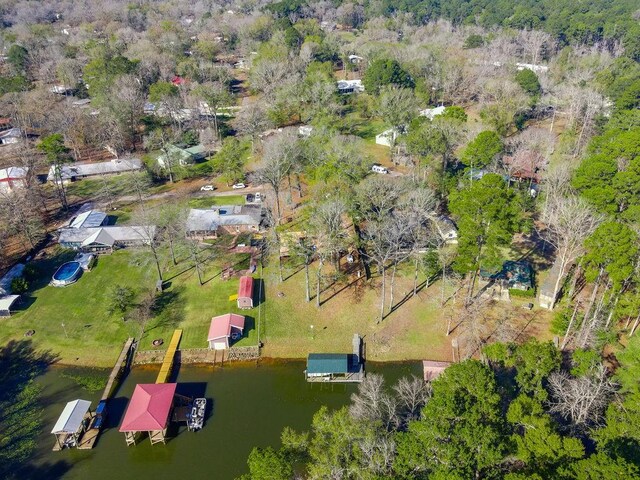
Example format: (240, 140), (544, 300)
(102, 337), (135, 401)
(156, 330), (182, 384)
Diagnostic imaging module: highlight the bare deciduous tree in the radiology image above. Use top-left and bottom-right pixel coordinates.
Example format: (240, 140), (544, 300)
(547, 364), (616, 431)
(541, 196), (602, 309)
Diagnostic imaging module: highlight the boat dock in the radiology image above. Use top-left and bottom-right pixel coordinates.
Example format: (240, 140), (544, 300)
(156, 329), (182, 384)
(305, 334), (365, 383)
(75, 338), (135, 450)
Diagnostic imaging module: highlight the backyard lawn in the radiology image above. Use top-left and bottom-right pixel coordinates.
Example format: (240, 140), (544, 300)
(0, 240), (553, 367)
(0, 248), (260, 367)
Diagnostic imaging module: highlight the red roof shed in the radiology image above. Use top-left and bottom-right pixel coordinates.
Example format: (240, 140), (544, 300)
(119, 383), (177, 432)
(237, 276), (254, 309)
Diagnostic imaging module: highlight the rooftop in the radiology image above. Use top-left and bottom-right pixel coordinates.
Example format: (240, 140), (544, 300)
(0, 166), (27, 181)
(208, 313), (245, 341)
(51, 399), (92, 434)
(59, 226), (156, 246)
(48, 158), (142, 181)
(119, 383), (177, 432)
(69, 210), (107, 229)
(307, 353), (350, 374)
(186, 206), (262, 232)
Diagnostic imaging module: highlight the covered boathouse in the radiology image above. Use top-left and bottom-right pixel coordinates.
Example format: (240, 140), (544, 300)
(51, 399), (93, 450)
(305, 335), (365, 383)
(119, 383), (177, 445)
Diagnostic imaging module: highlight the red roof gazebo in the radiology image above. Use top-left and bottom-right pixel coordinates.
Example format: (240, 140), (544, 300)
(119, 383), (177, 445)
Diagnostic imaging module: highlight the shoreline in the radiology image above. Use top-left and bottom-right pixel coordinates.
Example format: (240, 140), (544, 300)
(49, 355), (427, 369)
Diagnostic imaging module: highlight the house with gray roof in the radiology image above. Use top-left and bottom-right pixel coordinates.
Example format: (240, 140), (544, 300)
(186, 205), (262, 239)
(58, 225), (156, 252)
(47, 158), (143, 184)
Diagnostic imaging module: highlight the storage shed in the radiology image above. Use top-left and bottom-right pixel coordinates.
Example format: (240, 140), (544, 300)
(237, 276), (254, 309)
(0, 294), (20, 317)
(207, 313), (245, 350)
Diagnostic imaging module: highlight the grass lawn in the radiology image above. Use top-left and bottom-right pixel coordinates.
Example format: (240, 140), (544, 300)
(188, 195), (246, 208)
(0, 248), (260, 367)
(0, 239), (553, 367)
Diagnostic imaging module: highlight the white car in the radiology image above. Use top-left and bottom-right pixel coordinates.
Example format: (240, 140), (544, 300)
(254, 192), (262, 202)
(232, 183), (246, 189)
(200, 185), (215, 191)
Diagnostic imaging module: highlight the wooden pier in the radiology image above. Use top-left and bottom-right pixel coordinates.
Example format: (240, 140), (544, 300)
(101, 337), (135, 401)
(75, 338), (135, 450)
(156, 329), (182, 384)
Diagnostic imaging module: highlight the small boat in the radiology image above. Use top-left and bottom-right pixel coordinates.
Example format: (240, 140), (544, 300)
(187, 398), (206, 431)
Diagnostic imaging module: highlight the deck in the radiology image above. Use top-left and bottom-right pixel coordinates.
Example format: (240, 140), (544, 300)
(156, 330), (182, 384)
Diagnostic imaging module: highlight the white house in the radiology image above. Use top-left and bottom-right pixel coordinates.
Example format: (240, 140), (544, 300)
(0, 166), (28, 193)
(516, 63), (549, 73)
(0, 128), (23, 145)
(298, 125), (313, 137)
(337, 79), (365, 94)
(432, 216), (458, 244)
(419, 106), (446, 120)
(375, 128), (399, 147)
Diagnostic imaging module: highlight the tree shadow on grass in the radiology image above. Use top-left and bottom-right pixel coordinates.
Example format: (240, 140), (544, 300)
(26, 250), (77, 293)
(0, 340), (59, 480)
(142, 287), (187, 337)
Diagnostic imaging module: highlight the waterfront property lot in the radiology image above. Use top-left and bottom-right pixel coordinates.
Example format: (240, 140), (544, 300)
(0, 248), (259, 366)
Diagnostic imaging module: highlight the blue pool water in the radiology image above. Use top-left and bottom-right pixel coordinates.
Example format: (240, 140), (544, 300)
(52, 262), (81, 282)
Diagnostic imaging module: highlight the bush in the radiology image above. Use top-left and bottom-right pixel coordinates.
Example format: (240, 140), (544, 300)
(22, 264), (38, 281)
(463, 34), (485, 49)
(10, 277), (29, 294)
(509, 287), (535, 298)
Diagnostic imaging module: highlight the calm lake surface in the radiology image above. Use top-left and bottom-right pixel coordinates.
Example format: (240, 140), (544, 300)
(29, 361), (422, 480)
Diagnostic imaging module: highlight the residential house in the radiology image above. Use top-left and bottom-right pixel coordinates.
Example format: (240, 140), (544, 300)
(538, 256), (563, 309)
(375, 128), (399, 147)
(298, 125), (313, 137)
(157, 144), (208, 168)
(69, 209), (108, 229)
(47, 158), (143, 183)
(337, 79), (365, 94)
(58, 225), (156, 252)
(481, 261), (533, 291)
(419, 106), (446, 120)
(207, 313), (245, 350)
(432, 216), (458, 244)
(0, 127), (24, 145)
(0, 167), (28, 193)
(186, 205), (262, 239)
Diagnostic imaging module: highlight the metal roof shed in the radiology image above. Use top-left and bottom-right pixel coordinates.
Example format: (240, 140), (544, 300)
(51, 399), (93, 450)
(237, 276), (254, 309)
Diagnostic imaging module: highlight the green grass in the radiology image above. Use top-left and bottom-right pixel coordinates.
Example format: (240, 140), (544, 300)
(188, 195), (246, 208)
(0, 248), (260, 366)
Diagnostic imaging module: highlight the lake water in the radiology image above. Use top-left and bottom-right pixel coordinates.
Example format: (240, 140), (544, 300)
(28, 361), (422, 480)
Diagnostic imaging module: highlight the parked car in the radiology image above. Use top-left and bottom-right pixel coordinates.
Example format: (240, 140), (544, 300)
(254, 192), (262, 202)
(200, 185), (215, 191)
(372, 165), (389, 174)
(232, 183), (246, 189)
(246, 193), (255, 203)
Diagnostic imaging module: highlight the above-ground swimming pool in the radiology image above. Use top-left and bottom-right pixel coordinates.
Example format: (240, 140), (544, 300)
(51, 261), (82, 287)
